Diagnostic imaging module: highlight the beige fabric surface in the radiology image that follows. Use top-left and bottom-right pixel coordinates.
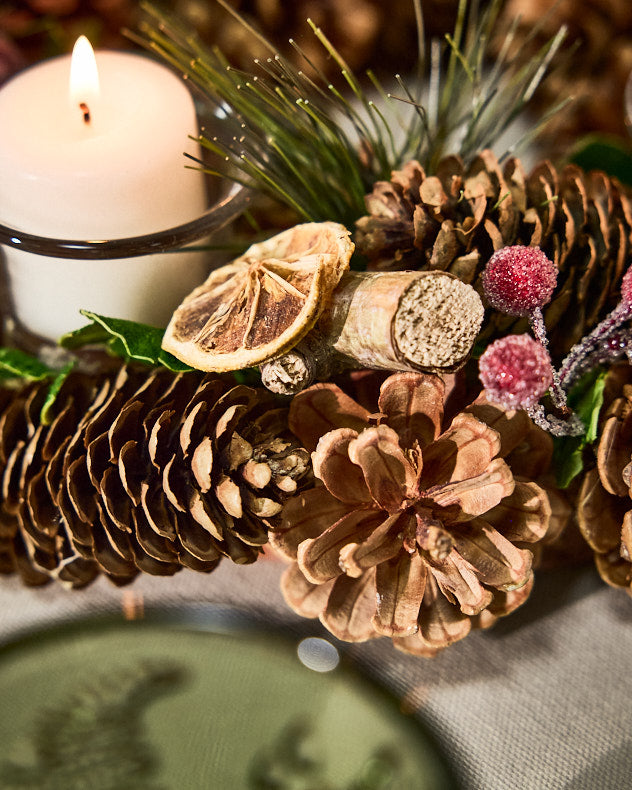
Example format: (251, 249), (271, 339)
(0, 560), (629, 789)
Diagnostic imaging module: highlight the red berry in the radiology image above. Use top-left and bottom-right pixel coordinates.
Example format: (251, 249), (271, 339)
(479, 334), (553, 409)
(621, 267), (632, 308)
(482, 245), (558, 316)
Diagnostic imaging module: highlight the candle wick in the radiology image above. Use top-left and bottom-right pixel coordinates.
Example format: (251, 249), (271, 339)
(79, 102), (91, 124)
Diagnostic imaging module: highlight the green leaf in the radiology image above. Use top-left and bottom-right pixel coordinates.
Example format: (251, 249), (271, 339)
(40, 362), (76, 425)
(0, 349), (78, 427)
(552, 435), (585, 490)
(58, 322), (111, 349)
(157, 348), (195, 373)
(232, 368), (262, 386)
(570, 134), (632, 187)
(552, 367), (608, 488)
(0, 348), (54, 381)
(577, 372), (607, 444)
(61, 311), (193, 373)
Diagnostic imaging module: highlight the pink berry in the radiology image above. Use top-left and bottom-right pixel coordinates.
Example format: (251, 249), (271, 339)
(479, 334), (554, 409)
(621, 267), (632, 308)
(482, 245), (558, 316)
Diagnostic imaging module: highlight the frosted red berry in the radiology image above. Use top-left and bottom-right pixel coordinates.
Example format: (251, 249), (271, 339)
(479, 334), (554, 409)
(621, 267), (632, 308)
(482, 245), (558, 316)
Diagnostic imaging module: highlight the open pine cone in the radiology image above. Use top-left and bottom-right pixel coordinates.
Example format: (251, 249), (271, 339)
(354, 152), (632, 359)
(270, 372), (565, 656)
(0, 366), (310, 588)
(578, 365), (632, 594)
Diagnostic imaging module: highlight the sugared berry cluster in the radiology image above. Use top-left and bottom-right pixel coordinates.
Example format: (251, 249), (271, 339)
(478, 245), (632, 436)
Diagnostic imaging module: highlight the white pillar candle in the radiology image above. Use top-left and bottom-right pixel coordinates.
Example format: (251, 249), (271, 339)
(0, 37), (209, 341)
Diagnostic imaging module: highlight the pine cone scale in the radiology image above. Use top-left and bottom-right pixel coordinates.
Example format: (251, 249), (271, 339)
(86, 432), (112, 490)
(321, 569), (378, 643)
(100, 466), (132, 532)
(19, 498), (54, 556)
(174, 510), (221, 564)
(188, 489), (225, 541)
(26, 469), (58, 534)
(132, 509), (178, 564)
(117, 439), (143, 506)
(140, 479), (176, 540)
(416, 577), (471, 649)
(67, 456), (97, 524)
(373, 550), (426, 637)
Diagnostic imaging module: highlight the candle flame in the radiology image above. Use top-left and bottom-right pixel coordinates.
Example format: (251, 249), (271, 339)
(69, 36), (99, 114)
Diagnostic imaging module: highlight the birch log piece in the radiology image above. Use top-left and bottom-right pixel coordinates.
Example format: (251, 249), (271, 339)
(260, 270), (484, 394)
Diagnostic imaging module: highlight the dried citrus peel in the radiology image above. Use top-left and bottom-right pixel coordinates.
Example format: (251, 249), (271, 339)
(162, 222), (354, 372)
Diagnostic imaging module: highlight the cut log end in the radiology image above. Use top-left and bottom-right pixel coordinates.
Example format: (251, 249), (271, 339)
(394, 273), (484, 370)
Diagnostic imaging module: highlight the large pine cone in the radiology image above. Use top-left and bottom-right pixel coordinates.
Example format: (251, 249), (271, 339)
(270, 372), (567, 656)
(578, 364), (632, 594)
(0, 366), (310, 589)
(354, 153), (632, 359)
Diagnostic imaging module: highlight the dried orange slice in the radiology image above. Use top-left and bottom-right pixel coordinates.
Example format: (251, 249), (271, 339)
(162, 222), (354, 372)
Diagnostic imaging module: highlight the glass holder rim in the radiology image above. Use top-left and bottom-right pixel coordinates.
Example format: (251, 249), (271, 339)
(0, 181), (252, 261)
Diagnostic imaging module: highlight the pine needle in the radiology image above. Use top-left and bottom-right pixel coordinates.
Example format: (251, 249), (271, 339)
(134, 0), (568, 226)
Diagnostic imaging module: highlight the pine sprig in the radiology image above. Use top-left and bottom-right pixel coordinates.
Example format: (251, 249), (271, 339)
(134, 0), (567, 226)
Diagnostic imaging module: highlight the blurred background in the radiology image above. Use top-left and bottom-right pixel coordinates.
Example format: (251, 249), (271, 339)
(1, 0), (632, 163)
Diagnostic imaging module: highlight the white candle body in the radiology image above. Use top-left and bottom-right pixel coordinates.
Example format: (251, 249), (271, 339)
(0, 51), (209, 340)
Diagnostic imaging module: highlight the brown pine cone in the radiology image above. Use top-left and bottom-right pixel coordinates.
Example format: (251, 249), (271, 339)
(0, 366), (310, 589)
(577, 364), (632, 594)
(354, 152), (632, 359)
(270, 372), (567, 656)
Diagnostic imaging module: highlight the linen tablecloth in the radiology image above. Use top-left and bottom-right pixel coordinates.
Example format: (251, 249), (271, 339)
(0, 559), (628, 789)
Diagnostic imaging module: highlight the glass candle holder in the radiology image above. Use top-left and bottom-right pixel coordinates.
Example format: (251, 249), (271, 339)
(0, 181), (251, 343)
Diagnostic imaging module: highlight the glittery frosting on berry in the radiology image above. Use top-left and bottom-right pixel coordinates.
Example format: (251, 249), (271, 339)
(621, 267), (632, 308)
(482, 245), (558, 316)
(479, 334), (554, 409)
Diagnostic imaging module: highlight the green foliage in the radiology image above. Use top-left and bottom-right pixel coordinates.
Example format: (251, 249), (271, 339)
(552, 367), (608, 488)
(135, 0), (568, 226)
(0, 349), (75, 425)
(60, 311), (193, 373)
(40, 363), (76, 425)
(570, 134), (632, 187)
(0, 347), (56, 381)
(61, 312), (263, 384)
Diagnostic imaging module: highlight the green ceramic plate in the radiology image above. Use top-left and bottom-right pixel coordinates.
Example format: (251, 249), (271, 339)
(0, 607), (457, 789)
